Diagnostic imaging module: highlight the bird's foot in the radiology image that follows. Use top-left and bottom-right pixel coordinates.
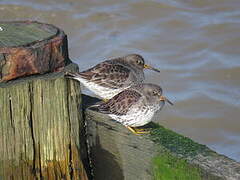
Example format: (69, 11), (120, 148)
(102, 98), (109, 102)
(126, 126), (150, 135)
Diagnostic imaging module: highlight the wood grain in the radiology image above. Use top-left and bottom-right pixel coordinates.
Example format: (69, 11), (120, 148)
(0, 64), (88, 180)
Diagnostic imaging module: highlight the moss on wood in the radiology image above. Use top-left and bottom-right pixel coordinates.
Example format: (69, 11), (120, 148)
(153, 153), (201, 180)
(148, 123), (210, 157)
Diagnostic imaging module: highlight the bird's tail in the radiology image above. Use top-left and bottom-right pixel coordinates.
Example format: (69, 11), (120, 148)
(88, 101), (112, 115)
(88, 102), (101, 112)
(64, 71), (85, 82)
(65, 71), (78, 78)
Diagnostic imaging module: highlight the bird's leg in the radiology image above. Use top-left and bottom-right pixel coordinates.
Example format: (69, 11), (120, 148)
(125, 126), (150, 135)
(135, 127), (150, 134)
(134, 127), (150, 134)
(126, 126), (138, 134)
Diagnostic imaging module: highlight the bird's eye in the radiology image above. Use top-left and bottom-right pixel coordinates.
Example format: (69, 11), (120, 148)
(137, 60), (141, 64)
(153, 91), (158, 96)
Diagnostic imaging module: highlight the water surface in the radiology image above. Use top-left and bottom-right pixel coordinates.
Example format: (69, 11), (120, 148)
(1, 0), (240, 161)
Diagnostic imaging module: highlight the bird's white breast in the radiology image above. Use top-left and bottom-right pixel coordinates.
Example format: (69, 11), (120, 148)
(73, 76), (128, 99)
(110, 105), (160, 127)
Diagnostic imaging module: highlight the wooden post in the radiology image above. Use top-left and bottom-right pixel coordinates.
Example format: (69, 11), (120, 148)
(0, 21), (70, 82)
(83, 95), (240, 180)
(0, 21), (88, 179)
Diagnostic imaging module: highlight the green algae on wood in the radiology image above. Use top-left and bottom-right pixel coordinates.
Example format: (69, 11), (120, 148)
(153, 153), (201, 180)
(148, 123), (209, 157)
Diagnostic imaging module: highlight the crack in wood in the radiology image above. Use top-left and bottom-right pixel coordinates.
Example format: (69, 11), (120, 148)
(66, 79), (74, 180)
(82, 111), (95, 180)
(28, 83), (43, 179)
(8, 94), (15, 135)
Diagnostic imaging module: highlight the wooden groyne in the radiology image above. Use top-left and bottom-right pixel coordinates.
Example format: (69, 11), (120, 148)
(0, 21), (88, 179)
(1, 21), (240, 180)
(83, 95), (240, 180)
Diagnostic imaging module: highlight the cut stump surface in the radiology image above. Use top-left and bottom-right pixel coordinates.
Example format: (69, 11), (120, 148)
(0, 21), (70, 82)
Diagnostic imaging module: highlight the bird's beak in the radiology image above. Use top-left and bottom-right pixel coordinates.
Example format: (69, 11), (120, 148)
(160, 96), (174, 106)
(144, 64), (160, 73)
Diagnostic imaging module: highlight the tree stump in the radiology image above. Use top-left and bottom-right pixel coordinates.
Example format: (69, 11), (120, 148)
(0, 21), (70, 82)
(83, 95), (240, 180)
(0, 21), (88, 180)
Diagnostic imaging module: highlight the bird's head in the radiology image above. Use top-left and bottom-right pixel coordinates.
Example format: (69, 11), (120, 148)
(132, 83), (173, 106)
(123, 54), (160, 73)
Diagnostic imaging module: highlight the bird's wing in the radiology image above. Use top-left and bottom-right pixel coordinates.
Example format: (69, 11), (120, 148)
(79, 61), (133, 89)
(97, 89), (142, 115)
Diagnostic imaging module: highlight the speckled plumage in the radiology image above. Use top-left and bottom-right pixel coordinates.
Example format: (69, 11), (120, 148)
(65, 54), (160, 99)
(93, 83), (172, 127)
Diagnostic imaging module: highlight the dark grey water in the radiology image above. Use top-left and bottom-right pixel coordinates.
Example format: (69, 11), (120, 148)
(1, 0), (240, 161)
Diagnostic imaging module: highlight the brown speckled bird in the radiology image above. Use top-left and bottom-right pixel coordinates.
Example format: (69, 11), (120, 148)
(65, 54), (160, 100)
(90, 83), (173, 134)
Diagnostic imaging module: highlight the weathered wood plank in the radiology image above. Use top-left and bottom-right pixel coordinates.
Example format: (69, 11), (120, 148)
(83, 95), (240, 180)
(0, 64), (89, 179)
(0, 21), (70, 82)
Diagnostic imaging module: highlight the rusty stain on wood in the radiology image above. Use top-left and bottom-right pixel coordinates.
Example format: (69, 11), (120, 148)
(0, 21), (70, 82)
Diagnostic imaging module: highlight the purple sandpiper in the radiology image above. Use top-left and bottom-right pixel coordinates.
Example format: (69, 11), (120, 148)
(65, 54), (160, 100)
(90, 83), (173, 134)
